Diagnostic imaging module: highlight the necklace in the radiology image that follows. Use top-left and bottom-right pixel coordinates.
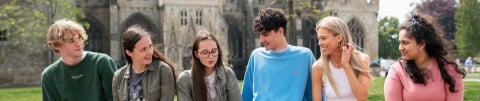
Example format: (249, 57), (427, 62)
(332, 61), (341, 68)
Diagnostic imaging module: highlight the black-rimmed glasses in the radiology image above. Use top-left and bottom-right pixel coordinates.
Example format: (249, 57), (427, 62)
(198, 49), (218, 58)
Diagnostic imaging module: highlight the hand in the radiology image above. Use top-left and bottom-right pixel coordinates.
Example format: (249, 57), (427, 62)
(340, 43), (354, 68)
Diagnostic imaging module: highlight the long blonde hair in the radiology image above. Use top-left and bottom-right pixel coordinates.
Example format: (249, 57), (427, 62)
(315, 16), (370, 96)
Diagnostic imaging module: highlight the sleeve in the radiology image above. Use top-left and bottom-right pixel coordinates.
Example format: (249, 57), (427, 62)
(111, 70), (120, 101)
(303, 52), (316, 101)
(160, 64), (175, 101)
(241, 55), (255, 101)
(225, 68), (242, 101)
(41, 72), (56, 101)
(177, 71), (193, 101)
(383, 64), (403, 101)
(446, 67), (464, 100)
(101, 57), (118, 101)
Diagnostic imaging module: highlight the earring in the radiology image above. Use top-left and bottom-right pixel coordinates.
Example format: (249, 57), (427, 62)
(338, 42), (342, 48)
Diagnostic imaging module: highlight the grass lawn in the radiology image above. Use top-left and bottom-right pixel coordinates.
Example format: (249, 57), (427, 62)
(368, 77), (386, 100)
(1, 78), (479, 101)
(0, 86), (41, 101)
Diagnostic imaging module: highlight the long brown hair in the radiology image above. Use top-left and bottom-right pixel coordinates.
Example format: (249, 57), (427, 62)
(122, 24), (178, 90)
(190, 30), (224, 101)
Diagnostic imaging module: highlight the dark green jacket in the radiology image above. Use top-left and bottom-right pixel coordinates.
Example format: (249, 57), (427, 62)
(112, 60), (175, 101)
(177, 66), (241, 101)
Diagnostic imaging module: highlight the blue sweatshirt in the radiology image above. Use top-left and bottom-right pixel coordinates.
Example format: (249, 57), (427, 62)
(242, 45), (316, 101)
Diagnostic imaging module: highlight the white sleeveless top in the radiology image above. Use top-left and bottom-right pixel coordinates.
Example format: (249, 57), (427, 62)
(323, 62), (357, 101)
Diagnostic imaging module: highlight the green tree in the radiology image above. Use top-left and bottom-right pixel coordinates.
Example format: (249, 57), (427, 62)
(268, 0), (329, 57)
(269, 0), (330, 45)
(378, 16), (400, 59)
(455, 0), (480, 57)
(0, 0), (84, 66)
(0, 0), (83, 52)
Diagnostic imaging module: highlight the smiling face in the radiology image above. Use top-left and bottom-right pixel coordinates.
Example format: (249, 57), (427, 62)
(258, 28), (284, 51)
(195, 40), (219, 69)
(398, 29), (424, 61)
(126, 36), (154, 66)
(316, 28), (342, 56)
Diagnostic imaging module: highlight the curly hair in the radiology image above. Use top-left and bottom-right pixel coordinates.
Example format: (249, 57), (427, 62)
(399, 14), (466, 92)
(46, 19), (88, 53)
(253, 8), (287, 35)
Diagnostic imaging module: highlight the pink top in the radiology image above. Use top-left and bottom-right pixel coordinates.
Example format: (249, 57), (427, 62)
(384, 60), (464, 101)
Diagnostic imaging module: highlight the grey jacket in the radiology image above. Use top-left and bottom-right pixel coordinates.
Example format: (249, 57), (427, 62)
(112, 60), (175, 101)
(177, 67), (241, 101)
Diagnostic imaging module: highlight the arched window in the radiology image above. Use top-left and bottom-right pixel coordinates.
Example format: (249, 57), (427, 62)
(0, 30), (7, 41)
(80, 16), (107, 54)
(348, 18), (365, 52)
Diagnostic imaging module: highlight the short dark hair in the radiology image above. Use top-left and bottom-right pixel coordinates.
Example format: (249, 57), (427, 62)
(253, 8), (287, 35)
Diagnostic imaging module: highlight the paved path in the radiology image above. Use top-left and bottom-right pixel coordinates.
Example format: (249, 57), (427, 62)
(464, 79), (480, 82)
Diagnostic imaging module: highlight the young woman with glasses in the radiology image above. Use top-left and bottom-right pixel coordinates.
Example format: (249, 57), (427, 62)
(177, 30), (242, 101)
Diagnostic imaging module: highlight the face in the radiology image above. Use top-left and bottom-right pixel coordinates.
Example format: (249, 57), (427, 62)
(55, 32), (84, 58)
(126, 36), (154, 66)
(316, 28), (342, 55)
(398, 30), (424, 60)
(196, 40), (219, 69)
(258, 28), (283, 51)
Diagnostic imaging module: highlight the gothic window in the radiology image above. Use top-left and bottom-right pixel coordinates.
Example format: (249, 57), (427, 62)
(348, 19), (365, 52)
(330, 11), (337, 16)
(259, 0), (264, 4)
(183, 47), (192, 70)
(0, 30), (6, 41)
(83, 18), (104, 53)
(253, 8), (259, 17)
(181, 9), (188, 26)
(195, 9), (202, 25)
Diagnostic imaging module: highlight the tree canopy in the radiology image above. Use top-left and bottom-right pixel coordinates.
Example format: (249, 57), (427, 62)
(455, 0), (480, 57)
(378, 16), (400, 59)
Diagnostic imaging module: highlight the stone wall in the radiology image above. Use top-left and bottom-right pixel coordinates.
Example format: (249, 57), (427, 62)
(0, 44), (49, 88)
(326, 0), (379, 60)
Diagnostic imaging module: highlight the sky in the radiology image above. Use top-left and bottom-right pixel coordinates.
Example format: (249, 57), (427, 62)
(378, 0), (419, 22)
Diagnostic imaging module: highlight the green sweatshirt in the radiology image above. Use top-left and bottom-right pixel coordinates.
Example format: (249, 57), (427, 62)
(41, 51), (117, 101)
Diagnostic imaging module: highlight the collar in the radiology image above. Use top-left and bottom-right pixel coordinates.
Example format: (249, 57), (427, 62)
(214, 66), (226, 80)
(123, 60), (159, 79)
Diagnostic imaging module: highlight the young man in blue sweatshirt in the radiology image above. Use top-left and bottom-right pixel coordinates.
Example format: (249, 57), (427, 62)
(242, 8), (316, 101)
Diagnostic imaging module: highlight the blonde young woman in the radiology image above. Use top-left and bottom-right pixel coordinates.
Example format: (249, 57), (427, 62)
(311, 16), (371, 101)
